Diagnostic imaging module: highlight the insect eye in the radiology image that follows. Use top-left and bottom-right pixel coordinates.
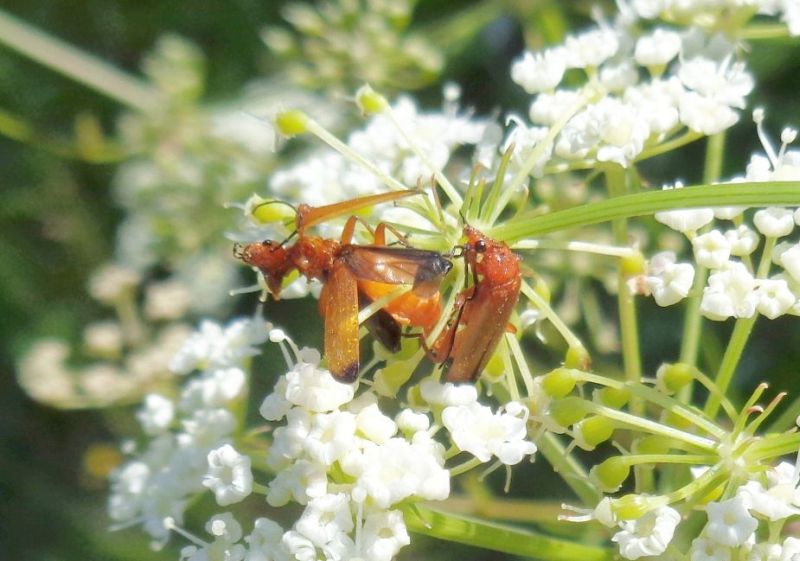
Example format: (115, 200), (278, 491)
(262, 240), (275, 247)
(474, 239), (487, 253)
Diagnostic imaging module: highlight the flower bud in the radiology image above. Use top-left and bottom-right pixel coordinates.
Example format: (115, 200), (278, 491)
(541, 367), (577, 398)
(633, 435), (673, 455)
(621, 250), (646, 277)
(656, 362), (697, 394)
(355, 85), (388, 115)
(574, 415), (614, 450)
(611, 494), (667, 520)
(595, 386), (630, 409)
(245, 195), (296, 225)
(564, 345), (591, 370)
(661, 409), (692, 430)
(591, 456), (631, 493)
(549, 397), (589, 428)
(275, 110), (308, 137)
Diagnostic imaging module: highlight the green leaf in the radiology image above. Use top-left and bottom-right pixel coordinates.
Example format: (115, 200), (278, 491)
(491, 182), (800, 242)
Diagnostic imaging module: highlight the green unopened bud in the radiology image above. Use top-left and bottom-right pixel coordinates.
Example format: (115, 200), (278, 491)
(542, 368), (578, 398)
(373, 357), (417, 398)
(621, 250), (646, 277)
(355, 85), (388, 115)
(633, 435), (673, 455)
(245, 195), (296, 225)
(549, 397), (588, 428)
(482, 352), (505, 383)
(564, 345), (591, 370)
(275, 110), (309, 137)
(574, 415), (614, 450)
(595, 386), (630, 409)
(611, 494), (667, 521)
(591, 456), (631, 493)
(662, 409), (692, 430)
(656, 362), (698, 394)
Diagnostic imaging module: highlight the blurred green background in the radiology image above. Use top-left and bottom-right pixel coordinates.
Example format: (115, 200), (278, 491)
(3, 1), (800, 559)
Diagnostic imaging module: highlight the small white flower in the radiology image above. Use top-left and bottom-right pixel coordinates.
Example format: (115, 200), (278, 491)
(203, 444), (253, 506)
(259, 377), (291, 421)
(529, 89), (582, 126)
(180, 408), (236, 448)
(170, 317), (269, 374)
(701, 262), (758, 320)
(635, 28), (682, 68)
(725, 225), (760, 256)
(693, 230), (732, 269)
(420, 378), (478, 406)
(654, 184), (715, 233)
(208, 512), (244, 542)
(690, 537), (732, 561)
(611, 506), (681, 560)
(356, 403), (397, 444)
(778, 242), (800, 282)
(705, 496), (758, 547)
(395, 409), (431, 434)
(295, 493), (354, 547)
(304, 411), (358, 466)
(564, 28), (619, 68)
(266, 459), (328, 507)
(137, 394), (175, 435)
(244, 518), (288, 561)
(442, 401), (537, 465)
(283, 361), (355, 413)
(361, 509), (411, 561)
(737, 478), (800, 520)
(754, 208), (796, 238)
(755, 278), (796, 319)
(180, 367), (246, 410)
(644, 252), (695, 306)
(511, 48), (567, 93)
(679, 91), (739, 135)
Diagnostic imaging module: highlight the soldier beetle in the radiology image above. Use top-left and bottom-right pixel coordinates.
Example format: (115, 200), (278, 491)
(234, 190), (452, 382)
(427, 225), (522, 383)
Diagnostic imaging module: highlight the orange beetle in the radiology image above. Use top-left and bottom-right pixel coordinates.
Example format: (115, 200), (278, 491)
(428, 225), (521, 383)
(234, 191), (452, 382)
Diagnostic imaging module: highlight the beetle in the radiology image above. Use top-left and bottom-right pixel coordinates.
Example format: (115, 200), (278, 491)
(427, 225), (521, 383)
(234, 190), (452, 382)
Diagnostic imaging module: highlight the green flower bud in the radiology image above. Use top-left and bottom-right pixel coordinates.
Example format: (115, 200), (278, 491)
(661, 409), (692, 430)
(621, 250), (646, 277)
(591, 456), (631, 493)
(595, 386), (630, 409)
(542, 368), (577, 398)
(656, 362), (698, 394)
(549, 397), (588, 428)
(245, 195), (296, 225)
(574, 415), (614, 450)
(611, 494), (667, 521)
(564, 345), (591, 370)
(633, 435), (673, 455)
(355, 85), (388, 115)
(275, 109), (309, 137)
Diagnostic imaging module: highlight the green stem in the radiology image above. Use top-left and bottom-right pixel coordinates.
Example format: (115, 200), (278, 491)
(403, 505), (613, 561)
(703, 315), (757, 419)
(637, 130), (704, 162)
(678, 267), (709, 367)
(605, 166), (642, 409)
(490, 182), (800, 242)
(740, 24), (791, 40)
(536, 432), (601, 506)
(0, 8), (162, 111)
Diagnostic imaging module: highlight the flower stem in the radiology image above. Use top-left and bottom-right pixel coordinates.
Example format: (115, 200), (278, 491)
(703, 315), (757, 419)
(0, 8), (162, 112)
(605, 166), (642, 411)
(403, 505), (614, 561)
(536, 432), (601, 505)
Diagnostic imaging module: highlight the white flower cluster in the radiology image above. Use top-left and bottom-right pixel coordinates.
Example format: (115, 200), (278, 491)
(642, 116), (800, 320)
(508, 23), (753, 171)
(600, 460), (800, 561)
(688, 461), (800, 561)
(628, 0), (800, 36)
(108, 317), (267, 545)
